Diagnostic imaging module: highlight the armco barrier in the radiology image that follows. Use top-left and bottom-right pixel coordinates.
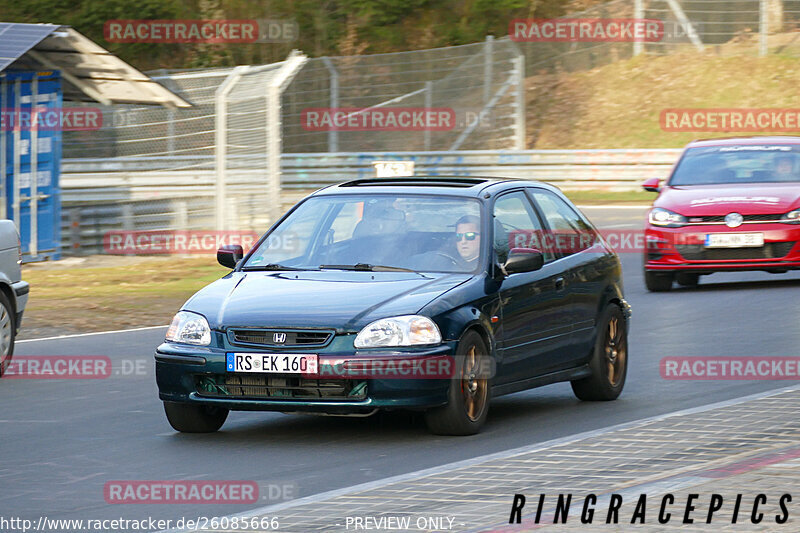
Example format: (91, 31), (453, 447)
(58, 149), (680, 255)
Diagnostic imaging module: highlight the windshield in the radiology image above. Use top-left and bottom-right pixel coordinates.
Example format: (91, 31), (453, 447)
(670, 144), (800, 186)
(244, 194), (483, 273)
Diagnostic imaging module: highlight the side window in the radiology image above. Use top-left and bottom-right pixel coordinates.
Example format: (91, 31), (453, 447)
(247, 200), (328, 265)
(528, 189), (597, 258)
(492, 191), (553, 264)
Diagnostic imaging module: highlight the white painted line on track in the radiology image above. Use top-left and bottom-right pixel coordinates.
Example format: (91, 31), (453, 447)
(18, 325), (169, 343)
(159, 384), (799, 531)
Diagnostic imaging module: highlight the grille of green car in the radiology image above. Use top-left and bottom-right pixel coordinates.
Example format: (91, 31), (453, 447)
(195, 374), (367, 401)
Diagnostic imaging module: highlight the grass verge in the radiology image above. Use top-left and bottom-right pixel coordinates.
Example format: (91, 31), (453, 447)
(19, 256), (228, 339)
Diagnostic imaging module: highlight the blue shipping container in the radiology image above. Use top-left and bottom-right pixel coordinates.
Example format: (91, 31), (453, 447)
(0, 70), (62, 261)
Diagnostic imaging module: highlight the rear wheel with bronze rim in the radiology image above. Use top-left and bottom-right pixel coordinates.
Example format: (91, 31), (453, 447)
(571, 305), (627, 401)
(425, 330), (490, 435)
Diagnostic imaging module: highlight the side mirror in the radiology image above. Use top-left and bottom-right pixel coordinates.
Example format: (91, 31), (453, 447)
(503, 248), (544, 275)
(217, 244), (243, 269)
(642, 177), (661, 193)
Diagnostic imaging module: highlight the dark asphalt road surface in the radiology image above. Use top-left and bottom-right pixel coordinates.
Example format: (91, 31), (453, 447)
(3, 207), (799, 526)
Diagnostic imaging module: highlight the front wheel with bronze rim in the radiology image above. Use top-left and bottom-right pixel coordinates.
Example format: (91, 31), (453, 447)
(425, 330), (490, 435)
(571, 305), (627, 401)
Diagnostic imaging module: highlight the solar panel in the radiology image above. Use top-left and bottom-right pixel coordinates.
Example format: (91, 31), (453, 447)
(0, 23), (58, 73)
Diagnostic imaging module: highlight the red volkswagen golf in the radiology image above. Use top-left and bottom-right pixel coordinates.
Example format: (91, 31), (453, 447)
(643, 136), (800, 291)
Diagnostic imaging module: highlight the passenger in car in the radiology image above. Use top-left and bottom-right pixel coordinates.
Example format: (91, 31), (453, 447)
(454, 215), (481, 269)
(774, 154), (797, 181)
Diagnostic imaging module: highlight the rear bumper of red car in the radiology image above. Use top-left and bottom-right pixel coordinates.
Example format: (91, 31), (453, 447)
(644, 224), (800, 272)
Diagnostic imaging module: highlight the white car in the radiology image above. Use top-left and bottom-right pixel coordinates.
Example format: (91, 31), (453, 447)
(0, 220), (29, 377)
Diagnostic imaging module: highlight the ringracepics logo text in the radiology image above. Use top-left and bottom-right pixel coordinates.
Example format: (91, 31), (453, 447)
(508, 493), (792, 525)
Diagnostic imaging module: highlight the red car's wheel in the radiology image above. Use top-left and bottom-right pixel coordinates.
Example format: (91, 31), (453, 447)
(644, 270), (673, 292)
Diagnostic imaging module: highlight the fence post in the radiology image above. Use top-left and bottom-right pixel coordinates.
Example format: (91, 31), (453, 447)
(215, 66), (248, 231)
(633, 0), (644, 56)
(122, 203), (134, 231)
(483, 35), (494, 104)
(424, 81), (432, 151)
(267, 51), (308, 224)
(155, 69), (178, 156)
(69, 208), (81, 254)
(759, 0), (768, 56)
(30, 76), (39, 258)
(0, 78), (5, 221)
(514, 55), (526, 150)
(175, 200), (188, 230)
(322, 57), (339, 153)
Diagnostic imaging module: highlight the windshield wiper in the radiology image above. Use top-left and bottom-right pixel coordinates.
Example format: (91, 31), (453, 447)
(318, 263), (417, 272)
(242, 263), (311, 271)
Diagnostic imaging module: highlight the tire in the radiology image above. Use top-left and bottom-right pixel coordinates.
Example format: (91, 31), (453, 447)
(571, 305), (627, 401)
(644, 270), (673, 292)
(0, 291), (16, 379)
(676, 272), (700, 288)
(163, 401), (228, 433)
(425, 330), (490, 436)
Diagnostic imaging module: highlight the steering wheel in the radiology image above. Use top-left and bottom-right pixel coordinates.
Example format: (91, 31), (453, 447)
(429, 251), (461, 267)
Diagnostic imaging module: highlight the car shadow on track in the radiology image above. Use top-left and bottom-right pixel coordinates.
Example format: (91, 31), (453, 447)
(672, 277), (800, 293)
(163, 389), (606, 441)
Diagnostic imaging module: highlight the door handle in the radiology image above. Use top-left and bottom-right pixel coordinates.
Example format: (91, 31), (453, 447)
(554, 277), (566, 291)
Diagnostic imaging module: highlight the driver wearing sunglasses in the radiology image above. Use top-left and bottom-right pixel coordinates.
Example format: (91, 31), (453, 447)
(454, 215), (481, 267)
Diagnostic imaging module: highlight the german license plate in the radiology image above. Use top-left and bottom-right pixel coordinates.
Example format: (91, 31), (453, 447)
(226, 353), (318, 374)
(704, 233), (764, 248)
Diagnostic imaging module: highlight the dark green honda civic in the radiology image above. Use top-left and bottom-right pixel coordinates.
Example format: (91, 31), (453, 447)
(155, 177), (630, 435)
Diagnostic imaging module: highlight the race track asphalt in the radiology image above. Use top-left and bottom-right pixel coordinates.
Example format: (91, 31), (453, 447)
(3, 207), (799, 527)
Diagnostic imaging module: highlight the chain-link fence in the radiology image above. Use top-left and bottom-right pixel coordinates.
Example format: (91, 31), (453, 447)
(60, 55), (307, 254)
(280, 38), (524, 153)
(59, 40), (526, 254)
(512, 0), (800, 76)
(64, 38), (525, 159)
(57, 0), (800, 256)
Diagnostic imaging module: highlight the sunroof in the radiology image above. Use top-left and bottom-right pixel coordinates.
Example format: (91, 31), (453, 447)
(339, 177), (490, 188)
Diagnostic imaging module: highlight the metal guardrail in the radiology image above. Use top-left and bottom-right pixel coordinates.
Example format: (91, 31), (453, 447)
(58, 149), (680, 255)
(61, 148), (681, 191)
